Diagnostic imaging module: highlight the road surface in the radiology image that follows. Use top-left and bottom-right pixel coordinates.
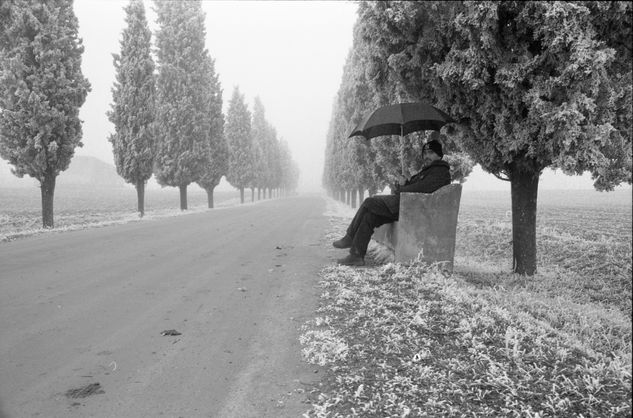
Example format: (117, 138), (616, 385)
(0, 195), (331, 418)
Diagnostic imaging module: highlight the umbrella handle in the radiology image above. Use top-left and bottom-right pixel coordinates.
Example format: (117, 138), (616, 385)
(400, 125), (406, 177)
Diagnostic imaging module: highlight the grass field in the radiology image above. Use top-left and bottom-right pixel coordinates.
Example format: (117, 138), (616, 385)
(301, 188), (632, 417)
(456, 189), (632, 314)
(0, 184), (242, 241)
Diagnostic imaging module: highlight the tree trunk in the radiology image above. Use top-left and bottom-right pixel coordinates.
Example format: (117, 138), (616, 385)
(179, 184), (188, 210)
(251, 188), (255, 202)
(257, 188), (261, 200)
(351, 189), (357, 208)
(358, 187), (364, 203)
(510, 166), (539, 275)
(206, 187), (215, 209)
(136, 179), (145, 217)
(40, 172), (56, 228)
(240, 187), (244, 204)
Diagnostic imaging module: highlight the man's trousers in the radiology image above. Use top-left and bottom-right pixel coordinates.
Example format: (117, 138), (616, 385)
(346, 195), (399, 256)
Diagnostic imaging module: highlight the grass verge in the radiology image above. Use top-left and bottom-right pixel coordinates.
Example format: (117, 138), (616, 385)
(300, 199), (632, 417)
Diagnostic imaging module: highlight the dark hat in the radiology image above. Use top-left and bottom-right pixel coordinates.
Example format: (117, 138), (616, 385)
(425, 139), (444, 158)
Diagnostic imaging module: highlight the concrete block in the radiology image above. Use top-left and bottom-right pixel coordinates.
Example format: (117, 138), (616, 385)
(372, 220), (397, 251)
(373, 184), (462, 272)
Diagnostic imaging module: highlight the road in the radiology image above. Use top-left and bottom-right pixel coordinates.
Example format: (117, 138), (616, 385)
(0, 195), (331, 418)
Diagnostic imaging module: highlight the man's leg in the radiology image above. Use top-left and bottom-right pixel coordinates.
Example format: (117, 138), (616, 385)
(333, 197), (372, 248)
(351, 211), (396, 257)
(337, 196), (395, 239)
(338, 197), (398, 266)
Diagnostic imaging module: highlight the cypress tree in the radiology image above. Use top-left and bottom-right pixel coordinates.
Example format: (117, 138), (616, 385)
(357, 1), (631, 274)
(0, 0), (90, 228)
(153, 0), (211, 210)
(263, 122), (279, 199)
(250, 97), (267, 201)
(196, 54), (227, 209)
(108, 0), (156, 217)
(278, 139), (299, 195)
(225, 86), (253, 203)
(435, 1), (631, 274)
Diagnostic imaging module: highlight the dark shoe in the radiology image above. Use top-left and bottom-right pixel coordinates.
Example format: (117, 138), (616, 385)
(332, 236), (353, 249)
(337, 252), (365, 266)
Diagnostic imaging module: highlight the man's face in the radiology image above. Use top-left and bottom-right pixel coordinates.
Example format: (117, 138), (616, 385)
(422, 147), (440, 165)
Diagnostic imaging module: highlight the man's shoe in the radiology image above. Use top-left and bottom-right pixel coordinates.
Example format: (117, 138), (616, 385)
(332, 236), (353, 249)
(337, 253), (365, 267)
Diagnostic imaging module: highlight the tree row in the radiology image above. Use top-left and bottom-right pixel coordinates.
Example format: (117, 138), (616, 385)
(0, 0), (299, 230)
(323, 1), (631, 274)
(109, 0), (298, 214)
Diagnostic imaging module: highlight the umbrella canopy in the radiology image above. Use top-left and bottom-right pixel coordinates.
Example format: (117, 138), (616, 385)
(349, 102), (455, 140)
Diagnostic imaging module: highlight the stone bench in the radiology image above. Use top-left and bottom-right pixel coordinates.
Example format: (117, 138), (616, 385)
(372, 184), (462, 272)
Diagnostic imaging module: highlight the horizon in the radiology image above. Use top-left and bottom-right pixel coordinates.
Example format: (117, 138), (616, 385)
(2, 155), (631, 194)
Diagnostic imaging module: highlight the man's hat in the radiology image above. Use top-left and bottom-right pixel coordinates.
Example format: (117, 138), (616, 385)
(425, 139), (444, 158)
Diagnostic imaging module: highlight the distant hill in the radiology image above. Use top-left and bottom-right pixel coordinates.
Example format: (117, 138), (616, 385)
(0, 155), (127, 188)
(58, 155), (127, 188)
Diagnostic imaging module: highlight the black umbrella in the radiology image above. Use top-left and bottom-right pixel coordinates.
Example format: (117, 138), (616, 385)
(348, 102), (455, 140)
(348, 102), (455, 175)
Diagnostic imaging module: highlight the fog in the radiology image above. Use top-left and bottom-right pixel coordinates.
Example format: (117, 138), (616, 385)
(1, 1), (624, 193)
(72, 0), (357, 193)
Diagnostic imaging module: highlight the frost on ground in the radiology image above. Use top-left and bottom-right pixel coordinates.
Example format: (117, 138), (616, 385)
(300, 196), (632, 417)
(0, 196), (259, 242)
(323, 197), (356, 219)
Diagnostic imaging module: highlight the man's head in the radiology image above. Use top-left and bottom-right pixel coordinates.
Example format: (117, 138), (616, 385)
(422, 138), (443, 163)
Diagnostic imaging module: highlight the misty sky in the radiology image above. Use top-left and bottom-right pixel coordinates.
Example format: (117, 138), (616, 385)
(73, 0), (357, 192)
(1, 0), (615, 192)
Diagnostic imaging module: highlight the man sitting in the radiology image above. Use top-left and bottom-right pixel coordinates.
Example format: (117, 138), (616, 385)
(333, 139), (451, 266)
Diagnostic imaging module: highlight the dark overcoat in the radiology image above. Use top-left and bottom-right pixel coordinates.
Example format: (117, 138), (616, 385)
(377, 160), (452, 214)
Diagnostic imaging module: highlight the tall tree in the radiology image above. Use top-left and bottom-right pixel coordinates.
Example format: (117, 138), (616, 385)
(153, 0), (211, 210)
(278, 139), (299, 195)
(432, 1), (632, 274)
(337, 41), (381, 203)
(264, 123), (280, 198)
(356, 1), (473, 188)
(108, 0), (155, 217)
(322, 99), (340, 196)
(195, 54), (226, 209)
(323, 5), (474, 206)
(352, 1), (630, 275)
(0, 0), (90, 228)
(225, 86), (253, 203)
(250, 97), (268, 201)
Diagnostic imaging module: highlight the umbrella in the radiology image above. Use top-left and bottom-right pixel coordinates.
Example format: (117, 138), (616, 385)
(348, 102), (455, 140)
(348, 102), (455, 175)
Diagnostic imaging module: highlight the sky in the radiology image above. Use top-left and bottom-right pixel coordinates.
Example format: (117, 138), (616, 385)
(72, 0), (358, 192)
(1, 0), (621, 192)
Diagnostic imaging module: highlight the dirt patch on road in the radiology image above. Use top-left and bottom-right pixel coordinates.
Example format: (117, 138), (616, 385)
(65, 383), (105, 399)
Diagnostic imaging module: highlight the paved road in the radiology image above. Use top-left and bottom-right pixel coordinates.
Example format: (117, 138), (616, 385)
(0, 195), (330, 418)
